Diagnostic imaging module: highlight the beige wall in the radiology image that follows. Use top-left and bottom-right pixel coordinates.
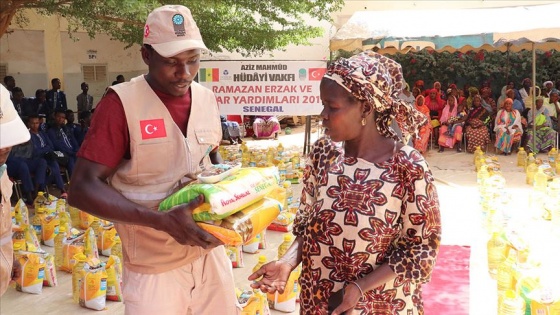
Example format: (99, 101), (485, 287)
(0, 9), (147, 110)
(0, 29), (48, 97)
(60, 32), (145, 108)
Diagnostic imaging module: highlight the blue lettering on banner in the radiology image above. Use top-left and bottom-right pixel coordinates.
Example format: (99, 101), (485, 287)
(243, 106), (285, 113)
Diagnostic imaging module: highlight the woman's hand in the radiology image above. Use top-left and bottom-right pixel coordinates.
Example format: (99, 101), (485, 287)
(331, 283), (363, 315)
(248, 260), (293, 294)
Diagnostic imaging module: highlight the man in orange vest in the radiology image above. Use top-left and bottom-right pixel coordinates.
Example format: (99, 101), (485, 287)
(68, 5), (239, 314)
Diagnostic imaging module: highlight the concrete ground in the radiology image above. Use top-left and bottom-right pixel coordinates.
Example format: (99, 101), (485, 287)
(1, 122), (547, 314)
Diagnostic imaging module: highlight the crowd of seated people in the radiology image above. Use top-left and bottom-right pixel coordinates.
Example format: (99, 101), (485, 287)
(3, 75), (94, 205)
(402, 78), (560, 156)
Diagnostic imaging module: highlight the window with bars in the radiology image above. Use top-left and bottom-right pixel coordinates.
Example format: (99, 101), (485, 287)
(82, 64), (107, 82)
(0, 64), (7, 80)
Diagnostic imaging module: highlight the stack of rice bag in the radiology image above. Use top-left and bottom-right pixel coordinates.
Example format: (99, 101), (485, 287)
(159, 167), (282, 246)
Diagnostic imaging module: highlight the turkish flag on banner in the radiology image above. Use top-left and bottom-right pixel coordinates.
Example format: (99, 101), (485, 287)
(308, 68), (326, 81)
(140, 119), (167, 140)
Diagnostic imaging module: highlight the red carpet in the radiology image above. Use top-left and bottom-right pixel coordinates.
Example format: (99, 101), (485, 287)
(422, 245), (470, 315)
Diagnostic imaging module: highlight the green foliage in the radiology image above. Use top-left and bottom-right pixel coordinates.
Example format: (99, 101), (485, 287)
(10, 0), (344, 56)
(383, 49), (559, 95)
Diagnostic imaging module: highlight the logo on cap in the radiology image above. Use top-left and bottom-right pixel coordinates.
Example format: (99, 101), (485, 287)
(172, 14), (185, 36)
(144, 24), (150, 38)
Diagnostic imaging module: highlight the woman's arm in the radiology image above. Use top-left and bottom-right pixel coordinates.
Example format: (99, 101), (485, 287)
(278, 236), (303, 269)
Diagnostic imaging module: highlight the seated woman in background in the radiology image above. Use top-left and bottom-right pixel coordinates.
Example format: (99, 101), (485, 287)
(253, 115), (281, 139)
(438, 95), (465, 152)
(494, 98), (523, 155)
(464, 95), (490, 153)
(413, 95), (432, 154)
(426, 88), (445, 120)
(525, 96), (556, 154)
(220, 115), (243, 144)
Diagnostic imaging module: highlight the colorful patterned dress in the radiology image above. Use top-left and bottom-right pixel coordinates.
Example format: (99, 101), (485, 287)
(494, 109), (522, 154)
(464, 106), (490, 153)
(413, 102), (432, 154)
(253, 116), (281, 138)
(293, 138), (441, 315)
(526, 107), (557, 153)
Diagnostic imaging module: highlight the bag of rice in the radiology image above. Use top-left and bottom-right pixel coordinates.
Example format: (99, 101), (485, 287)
(97, 224), (117, 257)
(159, 167), (279, 221)
(79, 259), (108, 311)
(15, 253), (45, 294)
(226, 245), (244, 268)
(197, 197), (281, 246)
(105, 255), (123, 302)
(60, 233), (85, 273)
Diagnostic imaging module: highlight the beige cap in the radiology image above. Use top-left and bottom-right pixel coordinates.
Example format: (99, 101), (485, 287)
(143, 5), (207, 57)
(0, 85), (30, 149)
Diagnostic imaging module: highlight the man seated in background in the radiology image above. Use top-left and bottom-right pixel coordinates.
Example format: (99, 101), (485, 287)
(23, 89), (49, 118)
(75, 111), (92, 146)
(64, 109), (81, 146)
(47, 110), (79, 177)
(220, 115), (243, 144)
(10, 87), (28, 118)
(28, 115), (68, 198)
(6, 139), (48, 206)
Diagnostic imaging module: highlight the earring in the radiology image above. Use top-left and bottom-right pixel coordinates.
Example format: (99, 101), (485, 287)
(361, 117), (366, 126)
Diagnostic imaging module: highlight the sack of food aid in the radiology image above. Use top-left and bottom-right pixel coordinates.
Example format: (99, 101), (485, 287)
(159, 167), (279, 221)
(104, 255), (123, 302)
(97, 224), (117, 257)
(14, 252), (46, 294)
(79, 258), (108, 311)
(197, 197), (282, 246)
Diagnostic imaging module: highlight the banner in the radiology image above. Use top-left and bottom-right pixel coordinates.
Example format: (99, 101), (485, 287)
(198, 61), (327, 115)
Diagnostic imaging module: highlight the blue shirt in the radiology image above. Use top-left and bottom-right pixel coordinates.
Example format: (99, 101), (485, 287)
(512, 99), (524, 113)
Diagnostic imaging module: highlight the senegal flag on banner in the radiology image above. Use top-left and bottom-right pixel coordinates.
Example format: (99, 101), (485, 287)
(199, 68), (220, 82)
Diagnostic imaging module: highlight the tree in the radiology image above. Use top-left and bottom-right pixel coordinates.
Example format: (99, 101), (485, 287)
(1, 0), (344, 56)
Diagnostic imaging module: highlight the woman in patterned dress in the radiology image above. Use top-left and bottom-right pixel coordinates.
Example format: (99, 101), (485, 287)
(413, 95), (432, 154)
(494, 98), (523, 155)
(525, 96), (557, 153)
(464, 95), (490, 153)
(252, 115), (281, 139)
(438, 96), (465, 152)
(249, 51), (442, 315)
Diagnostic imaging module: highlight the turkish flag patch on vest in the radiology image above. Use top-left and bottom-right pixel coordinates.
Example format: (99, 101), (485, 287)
(140, 119), (167, 140)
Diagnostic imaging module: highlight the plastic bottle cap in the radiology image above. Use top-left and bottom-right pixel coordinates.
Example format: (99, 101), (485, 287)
(258, 255), (267, 263)
(283, 181), (291, 188)
(37, 191), (44, 196)
(505, 290), (516, 299)
(36, 207), (46, 214)
(75, 253), (87, 261)
(283, 234), (292, 241)
(59, 225), (66, 232)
